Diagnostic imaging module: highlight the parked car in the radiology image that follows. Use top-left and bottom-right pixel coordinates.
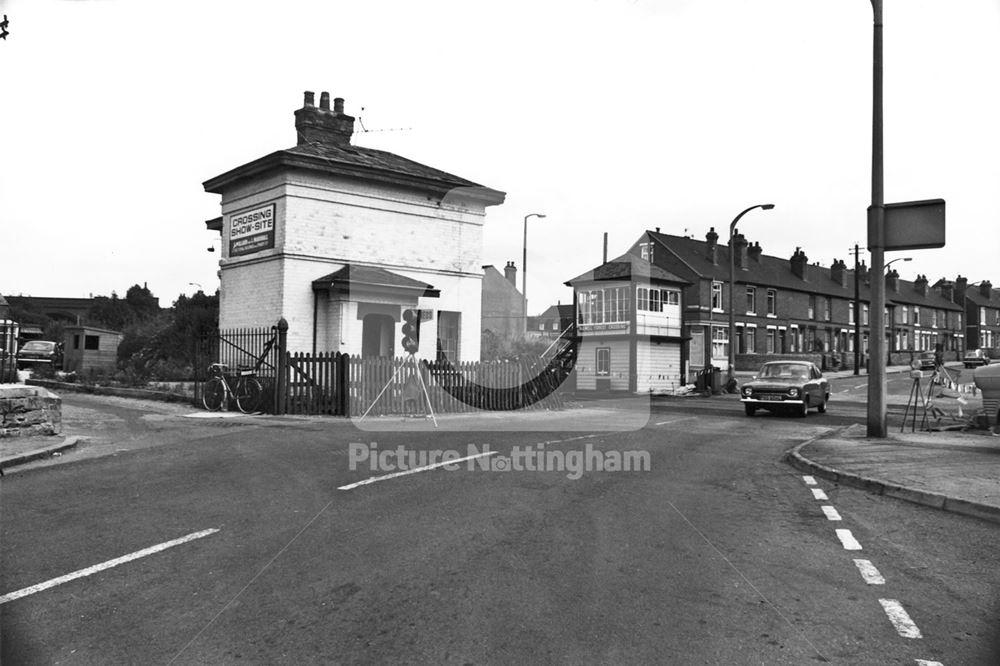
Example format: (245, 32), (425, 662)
(16, 340), (63, 369)
(740, 360), (829, 417)
(916, 351), (938, 371)
(963, 348), (991, 368)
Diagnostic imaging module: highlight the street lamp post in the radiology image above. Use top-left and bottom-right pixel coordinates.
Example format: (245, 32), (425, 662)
(522, 213), (546, 332)
(884, 257), (912, 273)
(867, 0), (887, 437)
(728, 204), (775, 385)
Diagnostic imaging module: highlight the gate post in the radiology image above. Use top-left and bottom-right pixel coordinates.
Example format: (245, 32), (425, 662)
(274, 318), (288, 415)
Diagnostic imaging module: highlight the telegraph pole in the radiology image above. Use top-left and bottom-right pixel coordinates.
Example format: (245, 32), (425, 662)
(851, 243), (862, 376)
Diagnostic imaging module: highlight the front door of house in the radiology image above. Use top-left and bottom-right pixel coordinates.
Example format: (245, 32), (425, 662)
(361, 314), (395, 358)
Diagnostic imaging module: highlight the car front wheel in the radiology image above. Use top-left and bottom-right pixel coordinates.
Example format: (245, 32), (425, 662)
(818, 395), (827, 413)
(745, 404), (756, 417)
(797, 397), (809, 418)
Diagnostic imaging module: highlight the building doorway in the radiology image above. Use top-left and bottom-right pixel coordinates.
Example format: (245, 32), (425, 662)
(361, 314), (395, 358)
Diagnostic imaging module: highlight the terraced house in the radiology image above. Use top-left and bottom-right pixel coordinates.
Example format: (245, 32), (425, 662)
(938, 277), (1000, 353)
(629, 228), (965, 383)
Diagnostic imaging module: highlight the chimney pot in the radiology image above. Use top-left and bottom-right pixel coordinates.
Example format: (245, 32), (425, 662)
(504, 261), (518, 287)
(304, 91), (315, 107)
(334, 97), (345, 113)
(320, 92), (330, 110)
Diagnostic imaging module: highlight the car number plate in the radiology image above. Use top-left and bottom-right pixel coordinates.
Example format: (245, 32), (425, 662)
(760, 394), (784, 401)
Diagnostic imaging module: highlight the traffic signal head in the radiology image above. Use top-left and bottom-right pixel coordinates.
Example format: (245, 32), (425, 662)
(401, 309), (420, 354)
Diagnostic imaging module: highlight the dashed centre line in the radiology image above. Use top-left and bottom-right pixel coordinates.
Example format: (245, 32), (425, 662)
(337, 451), (497, 490)
(802, 475), (817, 485)
(853, 559), (886, 585)
(811, 488), (829, 500)
(879, 599), (923, 638)
(820, 505), (842, 521)
(0, 528), (220, 605)
(835, 528), (863, 550)
(915, 659), (944, 665)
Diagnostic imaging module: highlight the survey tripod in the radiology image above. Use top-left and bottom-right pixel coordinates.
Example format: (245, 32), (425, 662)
(900, 365), (962, 432)
(359, 352), (438, 428)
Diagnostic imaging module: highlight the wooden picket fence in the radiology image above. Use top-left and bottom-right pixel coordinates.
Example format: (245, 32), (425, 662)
(196, 322), (571, 416)
(346, 355), (566, 417)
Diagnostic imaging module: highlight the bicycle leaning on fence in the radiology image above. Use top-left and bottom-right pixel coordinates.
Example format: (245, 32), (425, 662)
(202, 362), (264, 413)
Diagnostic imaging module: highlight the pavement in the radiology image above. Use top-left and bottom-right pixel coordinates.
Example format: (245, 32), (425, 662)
(4, 366), (1000, 527)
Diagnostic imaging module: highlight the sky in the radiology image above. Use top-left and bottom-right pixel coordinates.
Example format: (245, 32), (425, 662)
(2, 0), (999, 314)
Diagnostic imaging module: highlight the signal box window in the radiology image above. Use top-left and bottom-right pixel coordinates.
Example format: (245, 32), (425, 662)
(596, 347), (611, 376)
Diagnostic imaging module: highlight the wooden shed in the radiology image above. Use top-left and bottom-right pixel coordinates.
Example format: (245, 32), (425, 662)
(63, 326), (123, 374)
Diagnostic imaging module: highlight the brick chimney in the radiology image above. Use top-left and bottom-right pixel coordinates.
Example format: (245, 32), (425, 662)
(294, 90), (355, 146)
(955, 275), (968, 303)
(980, 280), (994, 299)
(885, 268), (900, 292)
(858, 260), (869, 284)
(504, 261), (517, 287)
(748, 241), (763, 263)
(914, 274), (928, 297)
(830, 259), (848, 288)
(790, 247), (808, 280)
(705, 227), (719, 265)
(732, 230), (749, 270)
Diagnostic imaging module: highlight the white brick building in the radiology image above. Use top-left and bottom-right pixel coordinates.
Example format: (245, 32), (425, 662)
(203, 91), (505, 360)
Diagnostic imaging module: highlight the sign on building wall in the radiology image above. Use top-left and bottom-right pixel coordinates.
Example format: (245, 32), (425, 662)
(229, 203), (276, 257)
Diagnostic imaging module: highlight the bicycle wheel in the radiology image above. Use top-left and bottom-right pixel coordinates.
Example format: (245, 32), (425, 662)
(203, 377), (226, 411)
(236, 377), (263, 414)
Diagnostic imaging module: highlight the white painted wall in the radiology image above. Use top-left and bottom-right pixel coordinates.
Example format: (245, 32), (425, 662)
(214, 171), (492, 358)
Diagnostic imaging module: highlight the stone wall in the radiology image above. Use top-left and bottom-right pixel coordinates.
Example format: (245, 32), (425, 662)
(0, 385), (62, 437)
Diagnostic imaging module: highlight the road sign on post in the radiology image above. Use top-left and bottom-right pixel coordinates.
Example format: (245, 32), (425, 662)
(869, 198), (946, 251)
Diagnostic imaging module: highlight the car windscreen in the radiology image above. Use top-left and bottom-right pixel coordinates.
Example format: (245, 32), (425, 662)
(21, 341), (54, 351)
(760, 364), (808, 379)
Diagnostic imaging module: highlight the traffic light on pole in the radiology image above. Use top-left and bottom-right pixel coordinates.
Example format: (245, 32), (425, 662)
(401, 309), (420, 354)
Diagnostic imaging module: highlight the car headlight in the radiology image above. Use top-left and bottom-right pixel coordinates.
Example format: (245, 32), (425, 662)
(788, 388), (799, 397)
(743, 386), (752, 396)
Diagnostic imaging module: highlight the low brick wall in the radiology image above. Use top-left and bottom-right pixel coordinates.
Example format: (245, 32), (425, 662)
(0, 384), (62, 438)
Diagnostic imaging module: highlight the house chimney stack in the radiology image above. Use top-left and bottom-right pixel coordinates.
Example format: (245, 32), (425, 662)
(831, 259), (848, 288)
(980, 280), (994, 298)
(914, 274), (928, 297)
(790, 247), (808, 280)
(732, 230), (749, 270)
(885, 268), (900, 293)
(504, 261), (517, 287)
(955, 275), (968, 303)
(294, 90), (355, 146)
(705, 227), (719, 265)
(748, 241), (763, 262)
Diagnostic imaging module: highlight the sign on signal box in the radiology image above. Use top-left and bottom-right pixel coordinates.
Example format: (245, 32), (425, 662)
(869, 198), (946, 251)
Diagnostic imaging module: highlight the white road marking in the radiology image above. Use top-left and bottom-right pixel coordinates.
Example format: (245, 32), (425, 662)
(835, 528), (863, 550)
(654, 417), (696, 426)
(915, 660), (944, 665)
(337, 451), (497, 490)
(802, 475), (817, 485)
(821, 505), (842, 521)
(811, 488), (829, 500)
(853, 384), (866, 389)
(0, 529), (220, 605)
(537, 434), (601, 446)
(853, 559), (886, 584)
(879, 599), (923, 638)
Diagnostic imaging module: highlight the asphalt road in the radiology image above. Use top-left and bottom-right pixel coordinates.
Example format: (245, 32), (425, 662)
(1, 390), (998, 664)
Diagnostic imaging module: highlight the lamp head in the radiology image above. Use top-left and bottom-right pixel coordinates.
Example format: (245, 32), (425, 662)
(761, 204), (775, 210)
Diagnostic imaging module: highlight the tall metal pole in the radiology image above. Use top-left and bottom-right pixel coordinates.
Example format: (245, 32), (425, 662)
(522, 213), (546, 334)
(727, 204), (774, 384)
(852, 244), (861, 376)
(867, 0), (887, 437)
